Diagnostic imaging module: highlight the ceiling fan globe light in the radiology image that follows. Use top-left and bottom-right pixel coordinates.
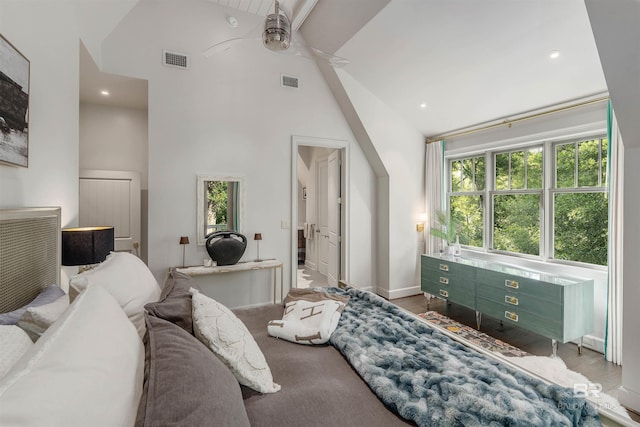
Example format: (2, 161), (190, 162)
(262, 12), (291, 51)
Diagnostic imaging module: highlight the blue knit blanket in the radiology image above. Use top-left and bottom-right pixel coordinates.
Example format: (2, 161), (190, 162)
(326, 287), (600, 427)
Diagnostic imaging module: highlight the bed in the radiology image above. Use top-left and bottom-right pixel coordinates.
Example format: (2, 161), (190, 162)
(0, 207), (632, 426)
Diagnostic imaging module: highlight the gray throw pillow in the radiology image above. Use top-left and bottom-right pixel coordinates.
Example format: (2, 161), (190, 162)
(144, 269), (200, 334)
(136, 314), (250, 427)
(0, 285), (66, 325)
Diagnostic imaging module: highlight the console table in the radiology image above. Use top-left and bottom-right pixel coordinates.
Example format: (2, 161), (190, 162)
(176, 259), (284, 304)
(421, 254), (594, 356)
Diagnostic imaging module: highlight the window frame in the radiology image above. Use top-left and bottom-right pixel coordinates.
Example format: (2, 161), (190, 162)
(444, 133), (608, 270)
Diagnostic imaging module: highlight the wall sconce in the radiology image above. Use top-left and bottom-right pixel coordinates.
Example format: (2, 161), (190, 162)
(179, 236), (189, 268)
(62, 226), (115, 270)
(416, 212), (427, 232)
(254, 233), (262, 262)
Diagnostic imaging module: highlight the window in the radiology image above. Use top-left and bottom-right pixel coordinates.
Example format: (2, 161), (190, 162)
(552, 138), (608, 266)
(493, 147), (543, 256)
(446, 135), (608, 267)
(449, 156), (484, 247)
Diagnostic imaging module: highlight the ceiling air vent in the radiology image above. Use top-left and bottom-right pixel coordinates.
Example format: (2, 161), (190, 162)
(163, 50), (189, 70)
(281, 74), (299, 89)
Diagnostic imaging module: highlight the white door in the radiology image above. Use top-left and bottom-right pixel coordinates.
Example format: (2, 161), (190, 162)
(317, 159), (329, 276)
(327, 150), (340, 287)
(79, 170), (141, 255)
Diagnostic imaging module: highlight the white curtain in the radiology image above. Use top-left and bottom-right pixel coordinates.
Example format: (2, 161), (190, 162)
(425, 141), (444, 255)
(606, 103), (623, 365)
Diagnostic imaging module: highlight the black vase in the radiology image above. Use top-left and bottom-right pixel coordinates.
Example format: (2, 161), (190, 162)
(205, 231), (247, 266)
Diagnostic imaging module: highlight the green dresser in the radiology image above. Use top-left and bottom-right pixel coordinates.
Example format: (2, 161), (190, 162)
(421, 255), (594, 355)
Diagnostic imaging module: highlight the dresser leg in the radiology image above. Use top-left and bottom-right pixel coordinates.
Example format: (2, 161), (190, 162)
(475, 311), (482, 330)
(551, 339), (558, 358)
(423, 292), (432, 310)
(578, 337), (583, 355)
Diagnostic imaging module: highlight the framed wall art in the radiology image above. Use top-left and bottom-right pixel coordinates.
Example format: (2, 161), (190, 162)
(0, 33), (29, 167)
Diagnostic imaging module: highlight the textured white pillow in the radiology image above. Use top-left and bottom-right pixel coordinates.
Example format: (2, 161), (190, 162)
(0, 285), (144, 426)
(190, 288), (280, 394)
(69, 251), (161, 338)
(18, 294), (69, 341)
(267, 299), (346, 345)
(0, 326), (33, 379)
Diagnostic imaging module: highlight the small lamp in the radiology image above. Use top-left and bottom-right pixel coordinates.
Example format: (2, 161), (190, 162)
(254, 233), (262, 262)
(62, 226), (115, 269)
(179, 236), (189, 268)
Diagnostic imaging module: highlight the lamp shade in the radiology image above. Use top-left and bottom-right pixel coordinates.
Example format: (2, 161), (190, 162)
(62, 226), (114, 266)
(254, 233), (262, 241)
(179, 236), (190, 245)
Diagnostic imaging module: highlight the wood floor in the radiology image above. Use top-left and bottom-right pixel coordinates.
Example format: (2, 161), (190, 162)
(393, 293), (640, 422)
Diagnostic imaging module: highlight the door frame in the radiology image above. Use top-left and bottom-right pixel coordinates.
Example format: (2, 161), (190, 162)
(291, 136), (349, 289)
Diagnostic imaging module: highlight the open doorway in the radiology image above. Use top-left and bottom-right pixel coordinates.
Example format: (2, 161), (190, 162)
(291, 136), (349, 290)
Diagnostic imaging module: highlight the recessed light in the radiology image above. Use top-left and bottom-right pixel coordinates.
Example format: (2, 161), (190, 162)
(549, 50), (560, 60)
(100, 90), (110, 96)
(419, 102), (428, 110)
(227, 15), (238, 28)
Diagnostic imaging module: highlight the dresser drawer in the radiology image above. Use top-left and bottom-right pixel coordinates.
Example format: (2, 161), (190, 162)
(422, 267), (475, 293)
(422, 256), (475, 281)
(476, 297), (562, 341)
(476, 285), (561, 321)
(422, 281), (475, 310)
(476, 269), (561, 303)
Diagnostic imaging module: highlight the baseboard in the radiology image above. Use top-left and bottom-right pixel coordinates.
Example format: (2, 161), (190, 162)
(573, 335), (604, 354)
(304, 260), (316, 270)
(376, 285), (423, 300)
(618, 386), (640, 415)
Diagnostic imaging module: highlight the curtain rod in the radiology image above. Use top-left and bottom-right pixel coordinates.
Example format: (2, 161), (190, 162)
(425, 94), (610, 144)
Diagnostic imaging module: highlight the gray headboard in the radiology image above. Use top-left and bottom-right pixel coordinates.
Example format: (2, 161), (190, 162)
(0, 207), (61, 313)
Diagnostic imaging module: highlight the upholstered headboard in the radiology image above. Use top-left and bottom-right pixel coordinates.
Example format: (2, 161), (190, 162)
(0, 207), (61, 313)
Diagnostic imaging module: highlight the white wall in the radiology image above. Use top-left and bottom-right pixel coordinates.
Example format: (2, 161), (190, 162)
(335, 70), (425, 299)
(79, 103), (148, 261)
(99, 0), (375, 306)
(79, 103), (148, 189)
(585, 0), (640, 412)
(0, 2), (79, 228)
(0, 0), (140, 225)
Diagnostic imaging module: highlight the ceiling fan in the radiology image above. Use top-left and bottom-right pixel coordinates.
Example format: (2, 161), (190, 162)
(202, 0), (349, 68)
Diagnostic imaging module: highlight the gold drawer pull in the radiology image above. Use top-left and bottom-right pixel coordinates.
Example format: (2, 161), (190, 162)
(505, 279), (519, 289)
(439, 264), (449, 272)
(439, 277), (449, 285)
(439, 289), (449, 298)
(505, 295), (519, 306)
(505, 311), (519, 322)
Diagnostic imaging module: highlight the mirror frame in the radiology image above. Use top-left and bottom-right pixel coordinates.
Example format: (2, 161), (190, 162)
(196, 174), (244, 245)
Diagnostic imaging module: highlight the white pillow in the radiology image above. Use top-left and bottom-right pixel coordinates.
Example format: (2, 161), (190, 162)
(18, 294), (69, 341)
(267, 299), (346, 345)
(0, 326), (33, 379)
(190, 288), (280, 394)
(0, 285), (144, 427)
(69, 251), (161, 338)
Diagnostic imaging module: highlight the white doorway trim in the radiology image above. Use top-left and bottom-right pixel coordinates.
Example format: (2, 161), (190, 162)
(291, 135), (350, 290)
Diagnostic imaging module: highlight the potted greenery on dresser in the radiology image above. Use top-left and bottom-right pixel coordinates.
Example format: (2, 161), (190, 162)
(430, 210), (461, 255)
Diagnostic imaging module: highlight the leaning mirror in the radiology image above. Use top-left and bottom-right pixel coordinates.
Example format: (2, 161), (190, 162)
(196, 174), (244, 245)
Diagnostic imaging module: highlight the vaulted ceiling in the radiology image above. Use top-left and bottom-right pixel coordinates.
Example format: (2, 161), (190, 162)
(81, 0), (608, 138)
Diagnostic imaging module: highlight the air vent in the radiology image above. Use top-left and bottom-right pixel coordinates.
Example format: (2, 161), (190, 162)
(163, 50), (189, 69)
(281, 74), (299, 89)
